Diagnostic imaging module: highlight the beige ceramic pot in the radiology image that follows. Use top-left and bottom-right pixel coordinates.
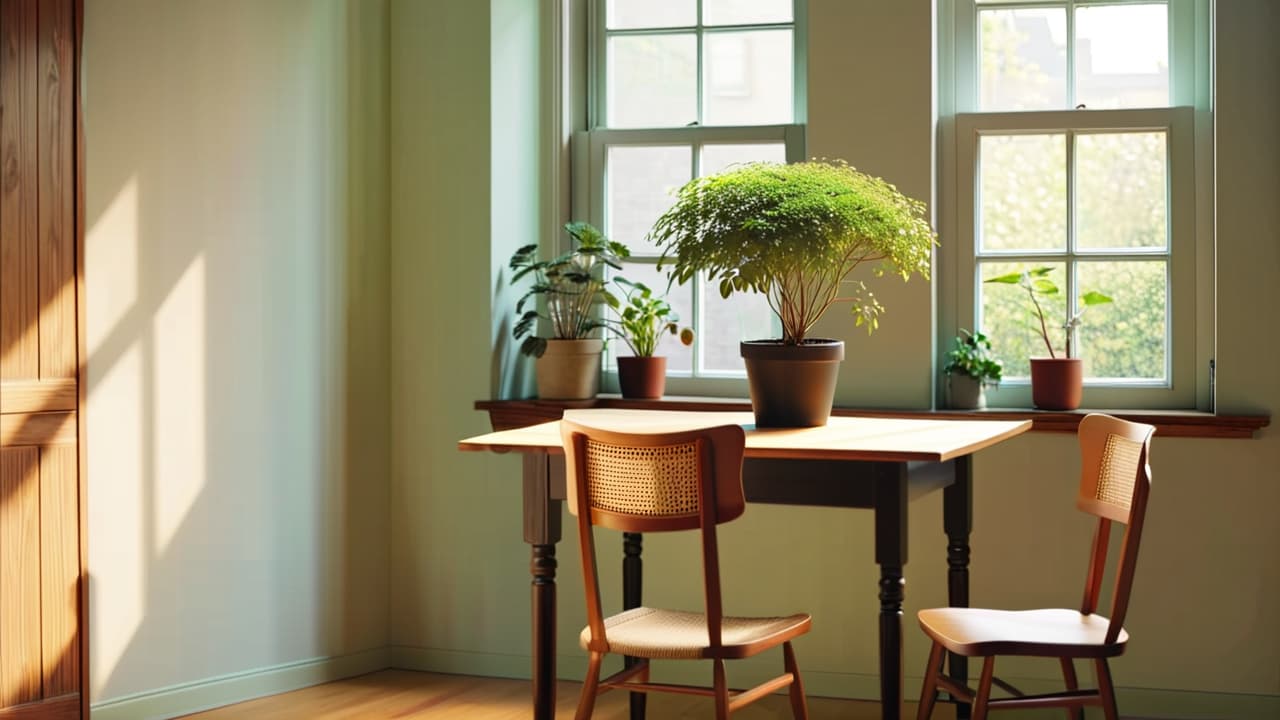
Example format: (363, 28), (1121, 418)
(535, 339), (603, 400)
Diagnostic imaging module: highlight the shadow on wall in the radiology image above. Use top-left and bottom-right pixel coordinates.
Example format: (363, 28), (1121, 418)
(71, 0), (389, 704)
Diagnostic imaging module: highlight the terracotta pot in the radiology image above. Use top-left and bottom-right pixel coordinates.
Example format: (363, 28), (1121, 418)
(1030, 357), (1083, 410)
(947, 373), (987, 410)
(535, 339), (603, 400)
(740, 339), (844, 427)
(617, 356), (667, 399)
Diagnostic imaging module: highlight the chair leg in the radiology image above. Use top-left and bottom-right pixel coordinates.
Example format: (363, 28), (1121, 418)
(915, 641), (946, 720)
(1059, 658), (1082, 720)
(783, 641), (810, 720)
(971, 656), (996, 720)
(576, 652), (604, 720)
(713, 658), (730, 720)
(1095, 658), (1119, 720)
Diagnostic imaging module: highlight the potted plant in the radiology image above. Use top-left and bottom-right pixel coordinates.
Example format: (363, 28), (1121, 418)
(648, 159), (937, 426)
(609, 278), (694, 399)
(943, 329), (1003, 410)
(511, 222), (628, 400)
(984, 267), (1112, 410)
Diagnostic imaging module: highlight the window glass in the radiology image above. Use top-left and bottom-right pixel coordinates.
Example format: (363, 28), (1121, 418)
(1076, 260), (1167, 380)
(979, 134), (1066, 252)
(607, 0), (695, 29)
(1075, 4), (1169, 109)
(606, 145), (692, 255)
(979, 260), (1067, 378)
(979, 8), (1067, 111)
(703, 0), (792, 26)
(608, 34), (698, 127)
(703, 30), (794, 126)
(1076, 132), (1168, 250)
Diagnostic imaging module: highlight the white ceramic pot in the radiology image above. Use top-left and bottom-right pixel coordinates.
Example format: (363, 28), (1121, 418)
(947, 373), (987, 410)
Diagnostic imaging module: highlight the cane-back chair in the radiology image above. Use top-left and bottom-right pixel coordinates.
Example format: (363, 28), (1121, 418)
(560, 418), (811, 720)
(915, 413), (1156, 720)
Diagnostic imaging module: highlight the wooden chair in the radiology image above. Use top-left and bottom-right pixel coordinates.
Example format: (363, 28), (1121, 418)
(561, 419), (811, 720)
(915, 413), (1156, 720)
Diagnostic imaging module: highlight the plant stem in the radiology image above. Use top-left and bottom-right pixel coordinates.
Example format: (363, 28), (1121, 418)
(1026, 284), (1056, 358)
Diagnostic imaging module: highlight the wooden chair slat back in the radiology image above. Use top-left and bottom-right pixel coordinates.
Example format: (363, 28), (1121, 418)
(1073, 414), (1155, 643)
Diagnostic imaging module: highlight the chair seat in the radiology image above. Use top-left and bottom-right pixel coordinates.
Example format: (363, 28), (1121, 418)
(918, 607), (1129, 659)
(582, 606), (811, 660)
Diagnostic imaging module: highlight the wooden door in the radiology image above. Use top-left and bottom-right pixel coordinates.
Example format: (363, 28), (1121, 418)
(0, 0), (85, 717)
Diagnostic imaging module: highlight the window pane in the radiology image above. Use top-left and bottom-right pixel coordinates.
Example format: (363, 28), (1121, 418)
(700, 142), (786, 176)
(1076, 132), (1168, 250)
(610, 263), (694, 373)
(700, 275), (775, 373)
(979, 134), (1066, 252)
(703, 30), (793, 126)
(606, 145), (692, 256)
(979, 261), (1068, 379)
(1075, 4), (1169, 109)
(979, 8), (1067, 111)
(1076, 261), (1166, 380)
(704, 0), (792, 26)
(608, 34), (697, 127)
(606, 0), (695, 29)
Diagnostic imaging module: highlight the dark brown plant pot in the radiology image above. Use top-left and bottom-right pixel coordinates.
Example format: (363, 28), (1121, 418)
(741, 339), (845, 427)
(1030, 357), (1083, 410)
(617, 356), (667, 399)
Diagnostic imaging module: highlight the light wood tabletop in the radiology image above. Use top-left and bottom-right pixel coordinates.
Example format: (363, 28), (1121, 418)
(458, 408), (1032, 463)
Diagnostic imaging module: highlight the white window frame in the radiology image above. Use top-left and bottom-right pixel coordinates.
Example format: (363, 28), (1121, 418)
(577, 0), (809, 397)
(939, 0), (1214, 410)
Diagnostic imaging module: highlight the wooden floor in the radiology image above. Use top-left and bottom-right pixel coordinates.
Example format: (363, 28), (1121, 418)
(179, 669), (956, 719)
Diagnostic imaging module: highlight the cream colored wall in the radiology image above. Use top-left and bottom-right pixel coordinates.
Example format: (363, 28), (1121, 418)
(84, 0), (390, 711)
(387, 0), (1279, 715)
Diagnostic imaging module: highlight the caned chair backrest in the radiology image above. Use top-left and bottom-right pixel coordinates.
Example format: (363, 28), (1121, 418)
(560, 419), (748, 654)
(1074, 414), (1155, 645)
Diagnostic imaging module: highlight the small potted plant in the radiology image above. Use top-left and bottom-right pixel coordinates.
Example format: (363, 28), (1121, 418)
(984, 267), (1112, 410)
(609, 278), (694, 399)
(511, 222), (628, 400)
(649, 159), (937, 426)
(943, 329), (1003, 410)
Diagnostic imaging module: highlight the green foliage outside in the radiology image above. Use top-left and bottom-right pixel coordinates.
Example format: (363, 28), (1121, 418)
(648, 160), (937, 344)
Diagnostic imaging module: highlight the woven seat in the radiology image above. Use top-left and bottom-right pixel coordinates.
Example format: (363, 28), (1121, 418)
(915, 414), (1156, 720)
(561, 419), (812, 720)
(582, 607), (812, 660)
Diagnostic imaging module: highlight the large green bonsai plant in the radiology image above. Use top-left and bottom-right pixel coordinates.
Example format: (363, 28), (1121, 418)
(510, 222), (629, 358)
(648, 159), (937, 344)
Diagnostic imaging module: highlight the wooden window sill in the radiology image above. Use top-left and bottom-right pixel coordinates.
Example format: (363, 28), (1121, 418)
(476, 396), (1270, 439)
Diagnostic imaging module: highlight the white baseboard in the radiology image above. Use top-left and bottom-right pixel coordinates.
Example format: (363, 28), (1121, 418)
(389, 646), (1280, 719)
(90, 647), (390, 720)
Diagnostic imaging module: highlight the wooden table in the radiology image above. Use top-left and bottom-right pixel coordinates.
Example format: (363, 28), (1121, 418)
(458, 409), (1032, 720)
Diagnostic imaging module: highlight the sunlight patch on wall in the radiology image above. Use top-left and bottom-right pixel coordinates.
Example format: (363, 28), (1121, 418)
(153, 255), (207, 551)
(86, 175), (139, 356)
(87, 341), (145, 698)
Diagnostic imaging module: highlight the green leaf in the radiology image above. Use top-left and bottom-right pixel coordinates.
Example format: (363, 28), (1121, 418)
(984, 272), (1023, 284)
(1081, 290), (1113, 306)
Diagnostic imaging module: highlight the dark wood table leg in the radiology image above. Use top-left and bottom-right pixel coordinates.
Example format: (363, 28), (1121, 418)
(943, 455), (974, 720)
(874, 463), (908, 720)
(523, 452), (562, 720)
(623, 532), (646, 720)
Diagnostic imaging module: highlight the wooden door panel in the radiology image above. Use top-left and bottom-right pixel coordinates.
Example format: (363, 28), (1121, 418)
(37, 0), (75, 380)
(1, 0), (41, 380)
(0, 447), (42, 708)
(0, 0), (84, 715)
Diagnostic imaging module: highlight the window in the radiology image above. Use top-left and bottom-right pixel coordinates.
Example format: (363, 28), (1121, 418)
(941, 0), (1212, 409)
(579, 0), (806, 394)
